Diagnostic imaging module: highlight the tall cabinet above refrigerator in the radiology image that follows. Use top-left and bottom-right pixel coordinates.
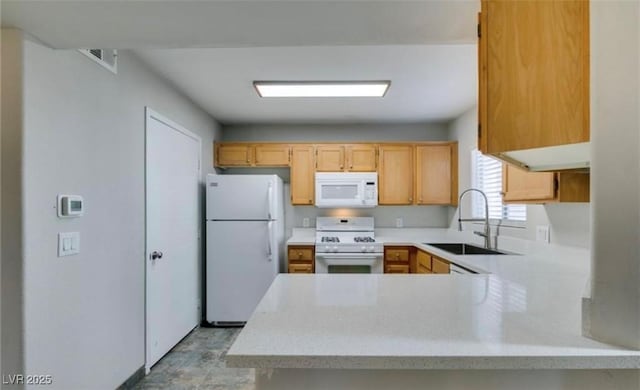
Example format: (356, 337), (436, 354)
(205, 174), (284, 324)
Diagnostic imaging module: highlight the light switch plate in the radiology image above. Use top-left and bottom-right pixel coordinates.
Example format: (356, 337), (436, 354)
(58, 232), (80, 256)
(302, 218), (310, 228)
(536, 225), (550, 243)
(396, 218), (404, 228)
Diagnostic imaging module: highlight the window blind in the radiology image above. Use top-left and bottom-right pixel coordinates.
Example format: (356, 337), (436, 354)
(471, 150), (526, 222)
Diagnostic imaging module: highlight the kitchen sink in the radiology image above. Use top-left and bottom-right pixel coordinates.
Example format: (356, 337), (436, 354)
(424, 243), (511, 255)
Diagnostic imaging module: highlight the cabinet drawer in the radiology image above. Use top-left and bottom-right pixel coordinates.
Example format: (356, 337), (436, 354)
(432, 257), (450, 274)
(385, 264), (409, 274)
(384, 248), (410, 262)
(288, 264), (313, 273)
(288, 247), (314, 261)
(416, 250), (432, 271)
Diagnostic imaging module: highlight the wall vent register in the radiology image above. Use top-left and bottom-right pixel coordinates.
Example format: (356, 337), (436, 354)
(79, 49), (118, 74)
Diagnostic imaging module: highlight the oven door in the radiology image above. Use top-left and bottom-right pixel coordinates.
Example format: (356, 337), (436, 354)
(315, 253), (383, 274)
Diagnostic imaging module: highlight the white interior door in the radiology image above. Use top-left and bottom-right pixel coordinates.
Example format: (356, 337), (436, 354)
(146, 108), (201, 370)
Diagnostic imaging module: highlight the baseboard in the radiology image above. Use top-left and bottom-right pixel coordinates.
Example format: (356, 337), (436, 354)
(117, 366), (145, 390)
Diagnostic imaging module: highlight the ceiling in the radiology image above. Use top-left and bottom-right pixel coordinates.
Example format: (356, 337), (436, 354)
(2, 0), (480, 125)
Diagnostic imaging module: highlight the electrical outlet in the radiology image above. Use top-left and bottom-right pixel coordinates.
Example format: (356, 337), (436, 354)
(302, 218), (310, 228)
(536, 225), (550, 243)
(396, 218), (404, 228)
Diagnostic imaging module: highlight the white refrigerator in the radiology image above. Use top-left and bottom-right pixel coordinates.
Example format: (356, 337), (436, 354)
(205, 174), (284, 324)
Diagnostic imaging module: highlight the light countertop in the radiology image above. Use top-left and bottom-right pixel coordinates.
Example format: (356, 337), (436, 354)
(227, 229), (640, 370)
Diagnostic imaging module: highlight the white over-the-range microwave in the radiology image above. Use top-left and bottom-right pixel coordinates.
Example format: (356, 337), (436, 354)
(315, 172), (378, 208)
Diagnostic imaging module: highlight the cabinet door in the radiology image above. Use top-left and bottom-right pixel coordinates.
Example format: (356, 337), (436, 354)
(254, 144), (291, 166)
(215, 143), (252, 166)
(415, 144), (457, 205)
(290, 145), (315, 205)
(416, 250), (432, 274)
(432, 257), (450, 274)
(378, 145), (414, 205)
(346, 144), (377, 172)
(502, 163), (555, 202)
(480, 0), (589, 154)
(316, 145), (345, 172)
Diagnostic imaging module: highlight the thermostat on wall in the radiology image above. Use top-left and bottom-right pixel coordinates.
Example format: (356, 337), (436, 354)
(57, 195), (84, 217)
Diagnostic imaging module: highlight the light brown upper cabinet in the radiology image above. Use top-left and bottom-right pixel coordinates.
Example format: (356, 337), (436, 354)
(215, 143), (253, 167)
(478, 1), (589, 162)
(502, 163), (589, 203)
(290, 145), (315, 205)
(315, 145), (345, 172)
(378, 145), (414, 205)
(315, 144), (378, 172)
(345, 144), (377, 172)
(415, 143), (458, 205)
(254, 144), (291, 167)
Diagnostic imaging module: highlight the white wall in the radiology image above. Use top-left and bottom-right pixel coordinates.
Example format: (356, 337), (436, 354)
(222, 123), (452, 235)
(447, 107), (591, 249)
(4, 35), (221, 389)
(585, 0), (640, 349)
(1, 28), (25, 384)
(223, 123), (449, 142)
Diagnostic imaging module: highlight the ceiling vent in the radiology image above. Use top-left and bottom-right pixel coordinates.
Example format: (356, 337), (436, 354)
(79, 49), (118, 74)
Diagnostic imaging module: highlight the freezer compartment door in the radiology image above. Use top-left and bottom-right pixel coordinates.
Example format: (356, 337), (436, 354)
(206, 221), (280, 323)
(206, 174), (277, 220)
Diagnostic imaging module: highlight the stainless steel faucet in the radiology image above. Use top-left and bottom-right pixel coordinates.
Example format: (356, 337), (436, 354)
(458, 188), (492, 249)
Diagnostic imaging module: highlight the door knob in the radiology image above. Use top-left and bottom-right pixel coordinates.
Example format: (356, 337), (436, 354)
(150, 251), (163, 260)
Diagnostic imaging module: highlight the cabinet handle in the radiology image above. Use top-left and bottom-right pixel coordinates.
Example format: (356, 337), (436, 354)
(309, 199), (312, 204)
(340, 165), (344, 170)
(409, 197), (413, 202)
(298, 252), (302, 258)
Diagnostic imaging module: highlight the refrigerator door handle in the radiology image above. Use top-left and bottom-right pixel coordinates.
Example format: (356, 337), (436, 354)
(267, 182), (274, 220)
(267, 221), (273, 261)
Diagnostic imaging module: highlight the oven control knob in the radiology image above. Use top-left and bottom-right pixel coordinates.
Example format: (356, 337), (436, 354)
(324, 246), (330, 252)
(368, 246), (375, 252)
(332, 246), (338, 252)
(361, 246), (366, 252)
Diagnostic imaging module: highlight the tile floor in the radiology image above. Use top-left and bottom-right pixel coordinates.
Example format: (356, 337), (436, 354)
(134, 327), (254, 390)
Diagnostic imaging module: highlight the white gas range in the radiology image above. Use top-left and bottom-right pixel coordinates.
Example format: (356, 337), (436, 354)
(314, 217), (384, 274)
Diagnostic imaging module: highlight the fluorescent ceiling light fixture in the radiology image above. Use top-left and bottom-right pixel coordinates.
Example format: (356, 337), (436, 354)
(254, 81), (390, 97)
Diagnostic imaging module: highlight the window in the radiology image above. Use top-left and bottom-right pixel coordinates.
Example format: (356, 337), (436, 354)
(471, 150), (526, 222)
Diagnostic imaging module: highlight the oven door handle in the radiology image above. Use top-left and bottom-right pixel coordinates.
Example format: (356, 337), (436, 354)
(315, 253), (382, 259)
(315, 253), (382, 266)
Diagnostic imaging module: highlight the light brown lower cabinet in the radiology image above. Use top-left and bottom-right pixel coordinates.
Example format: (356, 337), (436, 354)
(431, 257), (450, 274)
(383, 246), (412, 274)
(385, 264), (410, 274)
(416, 250), (432, 274)
(287, 245), (315, 274)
